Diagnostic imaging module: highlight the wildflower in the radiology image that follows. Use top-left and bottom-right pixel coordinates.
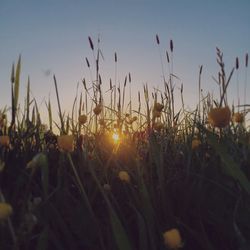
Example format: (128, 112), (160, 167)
(0, 202), (13, 221)
(0, 135), (10, 147)
(163, 228), (183, 249)
(154, 121), (164, 131)
(232, 112), (244, 123)
(192, 139), (201, 150)
(78, 114), (87, 125)
(118, 171), (130, 183)
(57, 135), (74, 152)
(154, 102), (164, 112)
(93, 104), (102, 115)
(208, 106), (231, 128)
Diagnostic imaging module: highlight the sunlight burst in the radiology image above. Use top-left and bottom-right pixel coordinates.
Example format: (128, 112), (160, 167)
(112, 132), (120, 144)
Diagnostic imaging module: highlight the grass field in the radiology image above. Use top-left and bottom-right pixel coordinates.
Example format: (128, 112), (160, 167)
(0, 37), (250, 250)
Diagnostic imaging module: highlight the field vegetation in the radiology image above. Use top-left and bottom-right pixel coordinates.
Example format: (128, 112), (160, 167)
(0, 36), (250, 250)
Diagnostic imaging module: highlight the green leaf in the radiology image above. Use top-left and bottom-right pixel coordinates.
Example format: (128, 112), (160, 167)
(110, 209), (133, 250)
(131, 205), (149, 250)
(206, 129), (250, 194)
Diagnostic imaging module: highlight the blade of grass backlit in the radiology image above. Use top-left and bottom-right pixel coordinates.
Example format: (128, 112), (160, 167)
(88, 160), (133, 250)
(54, 75), (65, 134)
(14, 55), (21, 114)
(67, 153), (106, 249)
(26, 76), (30, 124)
(131, 205), (149, 250)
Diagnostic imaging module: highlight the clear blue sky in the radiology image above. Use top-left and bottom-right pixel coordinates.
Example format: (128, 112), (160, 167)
(0, 0), (250, 122)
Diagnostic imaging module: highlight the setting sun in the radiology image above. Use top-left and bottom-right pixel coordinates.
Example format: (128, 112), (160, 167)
(112, 132), (120, 143)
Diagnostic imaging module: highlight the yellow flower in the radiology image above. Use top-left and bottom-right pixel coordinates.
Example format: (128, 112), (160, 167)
(0, 202), (13, 221)
(93, 104), (102, 115)
(0, 135), (10, 147)
(154, 102), (164, 112)
(192, 139), (201, 150)
(163, 228), (183, 249)
(208, 106), (231, 128)
(78, 114), (87, 125)
(57, 135), (74, 152)
(118, 171), (130, 183)
(154, 121), (164, 131)
(232, 112), (244, 123)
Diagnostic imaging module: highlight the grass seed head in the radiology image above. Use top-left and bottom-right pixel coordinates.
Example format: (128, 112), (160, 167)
(78, 114), (87, 125)
(93, 104), (102, 115)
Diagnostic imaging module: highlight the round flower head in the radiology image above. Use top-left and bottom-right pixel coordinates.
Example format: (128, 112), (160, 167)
(208, 106), (231, 128)
(78, 114), (87, 125)
(57, 135), (74, 152)
(192, 139), (201, 150)
(0, 135), (10, 147)
(93, 104), (102, 115)
(163, 228), (183, 249)
(0, 202), (13, 221)
(233, 112), (244, 123)
(118, 171), (130, 183)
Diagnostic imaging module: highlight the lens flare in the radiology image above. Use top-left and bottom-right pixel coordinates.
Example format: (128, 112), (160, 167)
(112, 132), (120, 143)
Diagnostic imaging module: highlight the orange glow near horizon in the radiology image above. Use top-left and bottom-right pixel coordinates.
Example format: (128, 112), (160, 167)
(112, 132), (120, 144)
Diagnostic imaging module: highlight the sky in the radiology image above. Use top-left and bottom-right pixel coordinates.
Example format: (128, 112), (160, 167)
(0, 0), (250, 123)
